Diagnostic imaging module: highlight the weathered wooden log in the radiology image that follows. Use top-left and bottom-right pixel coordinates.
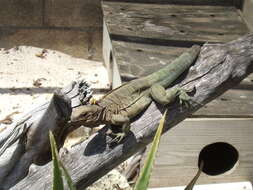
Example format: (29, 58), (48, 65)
(8, 33), (253, 189)
(0, 81), (92, 189)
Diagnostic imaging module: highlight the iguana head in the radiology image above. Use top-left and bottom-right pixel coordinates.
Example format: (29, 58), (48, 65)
(71, 105), (103, 127)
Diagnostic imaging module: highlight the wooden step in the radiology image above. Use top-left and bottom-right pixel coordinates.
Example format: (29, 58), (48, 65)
(145, 118), (253, 187)
(102, 1), (249, 85)
(103, 2), (248, 44)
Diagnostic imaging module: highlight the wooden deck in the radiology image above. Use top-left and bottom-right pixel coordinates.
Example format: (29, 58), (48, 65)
(103, 1), (249, 83)
(150, 118), (253, 187)
(103, 2), (248, 44)
(102, 0), (253, 187)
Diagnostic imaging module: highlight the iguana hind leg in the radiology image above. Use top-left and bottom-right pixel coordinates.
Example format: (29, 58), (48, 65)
(150, 84), (191, 107)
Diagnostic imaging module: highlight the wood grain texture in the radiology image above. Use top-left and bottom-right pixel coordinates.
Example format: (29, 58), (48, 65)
(148, 118), (253, 187)
(10, 34), (253, 190)
(44, 0), (102, 27)
(103, 20), (113, 83)
(0, 81), (92, 189)
(112, 41), (187, 80)
(103, 2), (249, 44)
(193, 89), (253, 117)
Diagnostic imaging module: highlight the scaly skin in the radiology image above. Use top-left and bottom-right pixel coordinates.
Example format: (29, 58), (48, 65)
(71, 45), (200, 142)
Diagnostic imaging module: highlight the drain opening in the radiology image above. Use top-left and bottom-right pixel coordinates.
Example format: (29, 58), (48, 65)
(198, 142), (239, 176)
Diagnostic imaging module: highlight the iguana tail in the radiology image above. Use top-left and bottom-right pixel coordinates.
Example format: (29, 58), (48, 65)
(146, 45), (201, 87)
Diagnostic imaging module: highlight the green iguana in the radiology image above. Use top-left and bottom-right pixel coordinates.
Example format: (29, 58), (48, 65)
(71, 45), (201, 142)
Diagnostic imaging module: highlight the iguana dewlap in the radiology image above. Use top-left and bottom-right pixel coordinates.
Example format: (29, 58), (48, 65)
(71, 45), (200, 142)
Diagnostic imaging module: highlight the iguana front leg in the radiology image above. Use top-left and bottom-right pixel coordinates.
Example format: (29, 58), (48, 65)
(109, 115), (130, 143)
(150, 84), (192, 107)
(109, 96), (152, 143)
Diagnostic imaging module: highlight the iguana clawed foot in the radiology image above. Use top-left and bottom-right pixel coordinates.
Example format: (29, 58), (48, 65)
(108, 124), (130, 143)
(150, 84), (194, 108)
(179, 86), (203, 108)
(110, 132), (126, 143)
(109, 115), (131, 143)
(178, 89), (192, 108)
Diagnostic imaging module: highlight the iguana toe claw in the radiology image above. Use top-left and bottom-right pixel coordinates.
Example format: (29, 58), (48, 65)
(180, 97), (203, 110)
(111, 132), (126, 143)
(179, 91), (191, 108)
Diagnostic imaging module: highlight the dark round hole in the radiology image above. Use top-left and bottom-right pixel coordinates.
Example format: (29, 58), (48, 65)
(198, 142), (239, 176)
(218, 33), (224, 36)
(120, 8), (125, 11)
(210, 14), (215, 17)
(179, 30), (185, 34)
(136, 49), (143, 52)
(171, 14), (177, 17)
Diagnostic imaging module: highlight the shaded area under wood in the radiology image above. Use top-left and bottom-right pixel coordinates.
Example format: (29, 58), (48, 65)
(103, 0), (243, 9)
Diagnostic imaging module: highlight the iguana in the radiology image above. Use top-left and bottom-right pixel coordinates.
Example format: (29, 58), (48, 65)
(71, 45), (201, 142)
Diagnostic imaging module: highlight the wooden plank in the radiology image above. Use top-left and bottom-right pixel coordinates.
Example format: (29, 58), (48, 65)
(103, 20), (113, 83)
(112, 54), (122, 88)
(0, 0), (43, 27)
(147, 119), (253, 187)
(112, 41), (188, 80)
(242, 0), (253, 31)
(103, 2), (249, 44)
(150, 182), (253, 190)
(104, 0), (243, 8)
(193, 89), (253, 117)
(44, 0), (102, 27)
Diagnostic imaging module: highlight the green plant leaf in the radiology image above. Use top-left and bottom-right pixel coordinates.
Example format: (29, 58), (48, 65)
(50, 131), (77, 190)
(134, 110), (167, 190)
(59, 160), (77, 190)
(49, 131), (64, 190)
